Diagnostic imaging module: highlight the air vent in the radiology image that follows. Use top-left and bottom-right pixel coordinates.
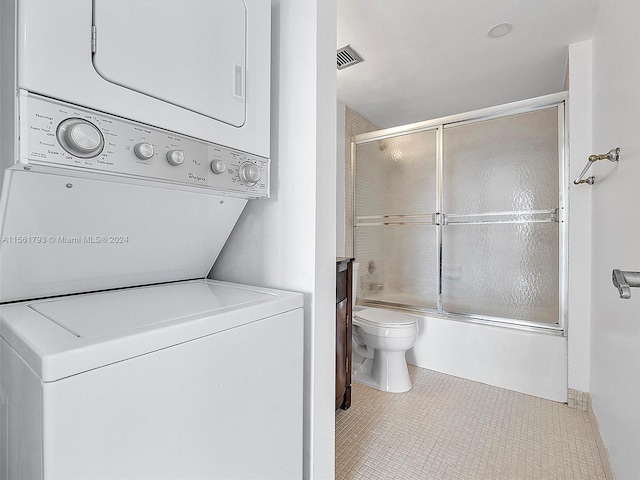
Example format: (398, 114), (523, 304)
(337, 45), (364, 70)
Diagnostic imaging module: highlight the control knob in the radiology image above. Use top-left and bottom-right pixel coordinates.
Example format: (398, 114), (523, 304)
(56, 118), (105, 158)
(134, 142), (154, 160)
(166, 150), (184, 166)
(210, 160), (226, 174)
(239, 162), (261, 185)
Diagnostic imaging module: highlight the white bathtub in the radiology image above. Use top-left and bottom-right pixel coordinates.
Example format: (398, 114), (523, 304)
(354, 305), (568, 402)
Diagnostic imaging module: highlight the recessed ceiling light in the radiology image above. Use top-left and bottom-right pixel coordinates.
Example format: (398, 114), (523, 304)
(487, 23), (513, 39)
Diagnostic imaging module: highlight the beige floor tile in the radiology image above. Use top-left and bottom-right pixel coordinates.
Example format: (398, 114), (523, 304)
(336, 366), (611, 480)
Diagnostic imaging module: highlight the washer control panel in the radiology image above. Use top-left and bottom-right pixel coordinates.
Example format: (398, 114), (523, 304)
(20, 93), (269, 197)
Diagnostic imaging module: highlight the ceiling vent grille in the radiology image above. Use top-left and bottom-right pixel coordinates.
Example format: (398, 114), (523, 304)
(337, 45), (364, 70)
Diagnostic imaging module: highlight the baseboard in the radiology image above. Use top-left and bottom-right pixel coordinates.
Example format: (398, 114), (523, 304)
(587, 394), (615, 480)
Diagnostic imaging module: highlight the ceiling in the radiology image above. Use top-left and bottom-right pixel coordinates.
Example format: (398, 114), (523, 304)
(337, 0), (601, 129)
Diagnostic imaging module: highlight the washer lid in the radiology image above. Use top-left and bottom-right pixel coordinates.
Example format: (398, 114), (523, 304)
(0, 279), (303, 382)
(355, 308), (417, 327)
(30, 281), (272, 339)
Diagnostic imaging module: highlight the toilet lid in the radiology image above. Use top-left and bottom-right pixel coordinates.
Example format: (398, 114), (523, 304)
(354, 308), (417, 327)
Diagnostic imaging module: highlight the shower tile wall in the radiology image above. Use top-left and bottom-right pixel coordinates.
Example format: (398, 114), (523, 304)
(344, 106), (377, 258)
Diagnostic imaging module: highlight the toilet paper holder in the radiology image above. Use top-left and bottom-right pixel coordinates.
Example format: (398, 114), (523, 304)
(612, 269), (640, 299)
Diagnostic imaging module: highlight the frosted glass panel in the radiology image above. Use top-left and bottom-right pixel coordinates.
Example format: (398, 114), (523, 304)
(444, 107), (558, 214)
(441, 222), (559, 324)
(351, 100), (563, 327)
(355, 225), (437, 309)
(355, 130), (437, 217)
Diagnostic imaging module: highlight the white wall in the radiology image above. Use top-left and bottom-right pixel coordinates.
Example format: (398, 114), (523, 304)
(567, 40), (593, 393)
(589, 2), (640, 478)
(210, 1), (337, 478)
(336, 101), (346, 256)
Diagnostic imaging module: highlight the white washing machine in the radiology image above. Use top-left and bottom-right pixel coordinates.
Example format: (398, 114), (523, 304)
(1, 280), (303, 479)
(0, 3), (303, 479)
(0, 94), (304, 480)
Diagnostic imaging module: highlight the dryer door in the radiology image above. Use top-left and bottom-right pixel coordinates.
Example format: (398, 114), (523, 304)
(92, 0), (247, 127)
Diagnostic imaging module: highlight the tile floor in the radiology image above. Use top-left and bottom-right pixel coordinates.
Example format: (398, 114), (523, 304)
(335, 365), (613, 480)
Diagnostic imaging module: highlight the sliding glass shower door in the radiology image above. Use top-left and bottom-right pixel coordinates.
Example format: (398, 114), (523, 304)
(442, 108), (560, 324)
(352, 97), (565, 330)
(354, 129), (438, 309)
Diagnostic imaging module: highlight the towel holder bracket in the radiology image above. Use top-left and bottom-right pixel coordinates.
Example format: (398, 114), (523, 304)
(573, 147), (620, 185)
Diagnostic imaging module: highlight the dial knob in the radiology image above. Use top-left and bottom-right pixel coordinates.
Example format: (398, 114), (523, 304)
(57, 118), (105, 158)
(239, 162), (261, 185)
(166, 150), (184, 166)
(210, 160), (226, 174)
(134, 142), (154, 160)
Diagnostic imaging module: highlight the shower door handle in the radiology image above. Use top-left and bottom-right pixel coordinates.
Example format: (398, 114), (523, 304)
(612, 269), (640, 299)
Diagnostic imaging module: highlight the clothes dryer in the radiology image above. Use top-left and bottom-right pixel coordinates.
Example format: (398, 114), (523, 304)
(14, 0), (271, 158)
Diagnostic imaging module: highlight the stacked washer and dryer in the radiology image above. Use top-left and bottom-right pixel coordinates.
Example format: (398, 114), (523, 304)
(0, 2), (303, 479)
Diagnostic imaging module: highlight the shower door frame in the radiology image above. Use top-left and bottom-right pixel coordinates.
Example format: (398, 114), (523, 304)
(351, 92), (568, 334)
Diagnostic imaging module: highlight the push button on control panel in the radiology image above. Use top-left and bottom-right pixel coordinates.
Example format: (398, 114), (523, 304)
(210, 160), (226, 174)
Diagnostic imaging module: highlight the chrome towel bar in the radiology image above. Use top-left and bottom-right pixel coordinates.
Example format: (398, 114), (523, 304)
(612, 269), (640, 299)
(573, 147), (620, 185)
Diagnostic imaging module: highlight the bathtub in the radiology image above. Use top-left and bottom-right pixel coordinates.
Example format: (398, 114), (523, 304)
(353, 303), (568, 402)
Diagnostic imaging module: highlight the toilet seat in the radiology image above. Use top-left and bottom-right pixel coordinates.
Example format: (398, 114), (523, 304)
(354, 308), (417, 328)
(353, 308), (418, 338)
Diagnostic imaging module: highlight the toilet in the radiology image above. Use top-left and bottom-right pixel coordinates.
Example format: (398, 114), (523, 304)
(351, 307), (419, 393)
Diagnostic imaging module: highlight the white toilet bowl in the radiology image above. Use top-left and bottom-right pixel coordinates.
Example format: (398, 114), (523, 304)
(351, 308), (418, 393)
